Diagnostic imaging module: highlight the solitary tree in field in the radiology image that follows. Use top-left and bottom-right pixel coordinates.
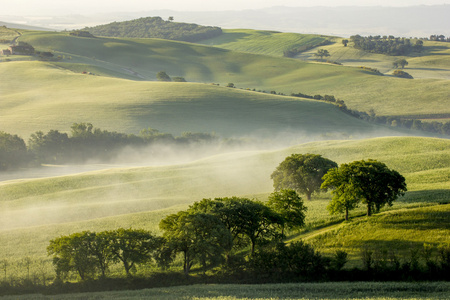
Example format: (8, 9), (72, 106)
(268, 189), (307, 236)
(321, 159), (407, 219)
(342, 39), (349, 47)
(271, 154), (338, 201)
(393, 58), (408, 69)
(314, 49), (330, 61)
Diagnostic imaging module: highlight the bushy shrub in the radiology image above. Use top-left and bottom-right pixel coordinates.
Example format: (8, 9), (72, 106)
(393, 70), (413, 79)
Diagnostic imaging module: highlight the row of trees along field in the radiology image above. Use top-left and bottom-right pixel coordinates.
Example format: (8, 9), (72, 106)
(84, 17), (223, 42)
(42, 155), (450, 286)
(0, 123), (236, 171)
(350, 35), (424, 56)
(287, 92), (450, 135)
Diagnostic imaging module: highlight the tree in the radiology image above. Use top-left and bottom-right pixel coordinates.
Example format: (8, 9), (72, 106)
(160, 211), (232, 275)
(321, 159), (407, 217)
(342, 39), (349, 47)
(47, 231), (98, 280)
(393, 58), (408, 69)
(189, 197), (283, 255)
(168, 16), (174, 22)
(321, 167), (361, 221)
(314, 49), (330, 61)
(226, 82), (235, 88)
(267, 189), (307, 236)
(107, 228), (163, 276)
(156, 71), (172, 82)
(271, 154), (338, 201)
(0, 131), (29, 170)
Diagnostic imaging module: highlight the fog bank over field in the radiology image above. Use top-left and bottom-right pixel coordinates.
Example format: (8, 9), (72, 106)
(0, 126), (413, 183)
(2, 5), (448, 37)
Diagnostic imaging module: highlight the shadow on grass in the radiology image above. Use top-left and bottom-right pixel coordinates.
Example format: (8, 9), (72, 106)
(398, 189), (450, 204)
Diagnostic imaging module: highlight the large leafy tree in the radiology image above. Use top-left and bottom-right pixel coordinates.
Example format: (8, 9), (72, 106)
(106, 228), (163, 277)
(321, 159), (407, 218)
(271, 154), (338, 201)
(47, 231), (98, 280)
(0, 131), (29, 170)
(159, 211), (232, 275)
(189, 197), (283, 254)
(268, 189), (307, 236)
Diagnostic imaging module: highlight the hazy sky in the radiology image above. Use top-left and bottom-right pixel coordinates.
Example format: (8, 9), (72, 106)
(4, 0), (450, 15)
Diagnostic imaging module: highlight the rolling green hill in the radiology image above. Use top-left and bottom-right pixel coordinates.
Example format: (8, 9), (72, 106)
(296, 38), (450, 81)
(198, 29), (330, 57)
(4, 30), (449, 120)
(0, 136), (448, 263)
(0, 60), (394, 139)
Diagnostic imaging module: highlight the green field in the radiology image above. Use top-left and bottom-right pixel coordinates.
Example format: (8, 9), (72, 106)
(1, 23), (450, 296)
(0, 136), (448, 266)
(0, 60), (395, 139)
(198, 29), (330, 57)
(1, 30), (448, 122)
(296, 38), (450, 80)
(2, 282), (449, 299)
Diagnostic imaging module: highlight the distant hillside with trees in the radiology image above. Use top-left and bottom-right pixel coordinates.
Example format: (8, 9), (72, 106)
(350, 35), (424, 56)
(84, 17), (223, 42)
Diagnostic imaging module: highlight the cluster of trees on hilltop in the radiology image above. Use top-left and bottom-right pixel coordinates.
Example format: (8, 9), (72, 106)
(428, 35), (450, 42)
(0, 123), (240, 171)
(350, 35), (423, 56)
(84, 17), (222, 42)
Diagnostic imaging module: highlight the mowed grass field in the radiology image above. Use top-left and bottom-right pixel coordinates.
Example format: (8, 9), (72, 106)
(3, 30), (448, 120)
(198, 29), (330, 57)
(0, 136), (449, 264)
(0, 60), (390, 139)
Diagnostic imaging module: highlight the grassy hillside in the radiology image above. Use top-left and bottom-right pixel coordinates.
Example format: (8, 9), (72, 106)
(7, 30), (449, 119)
(0, 60), (391, 139)
(198, 29), (329, 57)
(306, 204), (450, 266)
(0, 136), (449, 263)
(297, 38), (450, 80)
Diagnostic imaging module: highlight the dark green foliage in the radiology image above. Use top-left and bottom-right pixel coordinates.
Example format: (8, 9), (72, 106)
(330, 250), (348, 271)
(159, 211), (232, 275)
(172, 76), (186, 82)
(156, 71), (172, 82)
(322, 159), (407, 217)
(271, 154), (338, 200)
(250, 241), (328, 280)
(189, 197), (283, 255)
(314, 49), (330, 60)
(85, 17), (222, 42)
(24, 123), (224, 166)
(393, 58), (408, 69)
(47, 229), (163, 279)
(0, 131), (29, 170)
(69, 30), (95, 38)
(283, 39), (331, 58)
(268, 189), (307, 236)
(106, 229), (164, 277)
(350, 35), (422, 56)
(393, 70), (413, 79)
(342, 39), (349, 47)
